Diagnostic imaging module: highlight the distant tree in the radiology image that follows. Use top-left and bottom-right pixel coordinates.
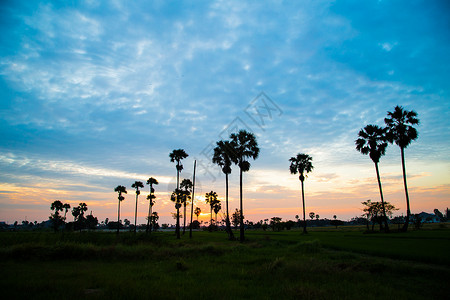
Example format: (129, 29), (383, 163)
(316, 214), (320, 220)
(330, 219), (344, 229)
(231, 209), (243, 229)
(205, 191), (219, 228)
(229, 130), (259, 242)
(309, 212), (315, 220)
(72, 203), (88, 231)
(213, 201), (222, 224)
(131, 181), (144, 234)
(356, 124), (390, 232)
(213, 139), (236, 239)
(362, 200), (398, 231)
(146, 177), (158, 234)
(190, 220), (201, 229)
(289, 153), (314, 234)
(171, 189), (186, 239)
(124, 219), (131, 227)
(149, 211), (159, 231)
(104, 218), (109, 225)
(194, 207), (201, 221)
(49, 200), (64, 232)
(114, 185), (127, 234)
(85, 214), (98, 230)
(62, 203), (71, 222)
(270, 217), (283, 231)
(284, 220), (296, 230)
(180, 178), (193, 235)
(333, 215), (337, 220)
(385, 105), (419, 231)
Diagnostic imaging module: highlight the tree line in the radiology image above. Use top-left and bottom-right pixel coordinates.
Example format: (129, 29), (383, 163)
(44, 105), (420, 238)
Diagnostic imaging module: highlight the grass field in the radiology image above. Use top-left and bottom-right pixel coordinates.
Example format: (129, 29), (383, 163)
(1, 226), (449, 299)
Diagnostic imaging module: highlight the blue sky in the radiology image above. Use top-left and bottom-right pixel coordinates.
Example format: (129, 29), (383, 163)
(1, 0), (449, 224)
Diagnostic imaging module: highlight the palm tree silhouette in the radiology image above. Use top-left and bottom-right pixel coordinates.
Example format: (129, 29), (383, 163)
(289, 153), (314, 234)
(114, 185), (127, 234)
(194, 207), (201, 221)
(356, 124), (390, 232)
(169, 149), (189, 190)
(189, 160), (196, 239)
(205, 191), (218, 227)
(180, 178), (193, 235)
(385, 105), (419, 231)
(213, 201), (222, 225)
(212, 140), (236, 240)
(146, 177), (158, 234)
(62, 203), (71, 222)
(131, 181), (144, 233)
(230, 130), (260, 242)
(170, 188), (185, 239)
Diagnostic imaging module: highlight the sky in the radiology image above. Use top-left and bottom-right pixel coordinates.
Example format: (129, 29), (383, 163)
(1, 0), (449, 225)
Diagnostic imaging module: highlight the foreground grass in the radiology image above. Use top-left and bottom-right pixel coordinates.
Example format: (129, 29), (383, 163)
(1, 228), (449, 299)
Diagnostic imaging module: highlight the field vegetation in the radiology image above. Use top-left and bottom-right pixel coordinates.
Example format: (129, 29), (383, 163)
(1, 225), (449, 299)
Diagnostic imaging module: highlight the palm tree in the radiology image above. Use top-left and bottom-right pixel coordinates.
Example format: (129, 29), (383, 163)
(356, 124), (390, 232)
(131, 181), (144, 233)
(213, 201), (222, 224)
(189, 160), (197, 239)
(385, 105), (419, 231)
(62, 203), (71, 222)
(50, 200), (64, 231)
(289, 153), (314, 234)
(212, 140), (235, 240)
(169, 149), (189, 190)
(170, 188), (185, 239)
(180, 178), (193, 235)
(229, 130), (260, 242)
(205, 191), (218, 227)
(194, 207), (201, 221)
(114, 185), (127, 234)
(146, 177), (158, 234)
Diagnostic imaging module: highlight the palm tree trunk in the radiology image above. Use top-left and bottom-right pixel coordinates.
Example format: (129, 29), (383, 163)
(225, 173), (234, 240)
(183, 202), (186, 235)
(240, 166), (244, 242)
(176, 207), (180, 239)
(134, 194), (138, 234)
(375, 162), (389, 232)
(301, 179), (307, 234)
(117, 200), (121, 235)
(176, 165), (180, 238)
(190, 160), (196, 238)
(210, 206), (212, 227)
(401, 147), (411, 232)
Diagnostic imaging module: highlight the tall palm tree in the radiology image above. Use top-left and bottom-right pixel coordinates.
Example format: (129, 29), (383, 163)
(205, 191), (218, 227)
(194, 207), (201, 221)
(131, 181), (144, 233)
(189, 160), (196, 239)
(146, 177), (158, 234)
(385, 105), (419, 231)
(180, 178), (193, 235)
(230, 130), (259, 242)
(169, 149), (189, 190)
(356, 124), (390, 232)
(170, 188), (185, 239)
(213, 140), (235, 240)
(114, 185), (127, 234)
(289, 153), (314, 234)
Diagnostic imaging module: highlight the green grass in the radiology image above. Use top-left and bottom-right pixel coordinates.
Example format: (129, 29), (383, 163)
(1, 228), (449, 299)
